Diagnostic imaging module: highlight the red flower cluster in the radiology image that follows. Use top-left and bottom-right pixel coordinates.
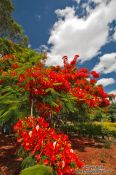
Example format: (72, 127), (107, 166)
(16, 55), (109, 112)
(8, 54), (110, 117)
(0, 54), (16, 61)
(14, 116), (84, 174)
(11, 62), (19, 69)
(35, 102), (62, 117)
(18, 65), (71, 96)
(91, 71), (100, 78)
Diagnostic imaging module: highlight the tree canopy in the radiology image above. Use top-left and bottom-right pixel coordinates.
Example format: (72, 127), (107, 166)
(0, 0), (28, 46)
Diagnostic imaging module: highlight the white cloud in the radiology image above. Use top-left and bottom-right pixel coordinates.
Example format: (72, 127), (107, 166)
(109, 90), (116, 95)
(74, 0), (81, 4)
(46, 0), (116, 66)
(35, 45), (48, 53)
(90, 0), (109, 4)
(96, 78), (115, 87)
(113, 30), (116, 41)
(93, 52), (116, 74)
(75, 0), (111, 5)
(40, 45), (48, 52)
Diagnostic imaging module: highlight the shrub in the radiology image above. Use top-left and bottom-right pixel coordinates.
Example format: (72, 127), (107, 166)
(101, 122), (116, 138)
(62, 122), (116, 139)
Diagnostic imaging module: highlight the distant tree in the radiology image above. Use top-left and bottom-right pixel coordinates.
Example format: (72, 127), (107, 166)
(107, 103), (116, 122)
(0, 38), (46, 63)
(0, 0), (28, 46)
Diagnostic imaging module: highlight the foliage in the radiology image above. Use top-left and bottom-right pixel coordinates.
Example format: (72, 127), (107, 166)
(87, 101), (116, 122)
(19, 165), (52, 175)
(0, 0), (28, 46)
(0, 49), (46, 125)
(14, 116), (84, 175)
(85, 107), (111, 122)
(0, 52), (112, 174)
(0, 53), (110, 127)
(0, 85), (29, 125)
(62, 122), (116, 139)
(0, 39), (46, 63)
(107, 102), (116, 122)
(14, 55), (110, 123)
(21, 156), (37, 169)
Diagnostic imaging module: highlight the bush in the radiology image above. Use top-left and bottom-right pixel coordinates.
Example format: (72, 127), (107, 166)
(101, 122), (116, 138)
(62, 122), (116, 139)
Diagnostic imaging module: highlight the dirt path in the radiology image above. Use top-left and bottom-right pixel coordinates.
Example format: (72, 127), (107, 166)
(71, 137), (116, 175)
(0, 129), (22, 175)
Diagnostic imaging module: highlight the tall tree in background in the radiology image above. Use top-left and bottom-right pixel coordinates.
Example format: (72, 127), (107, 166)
(0, 0), (28, 46)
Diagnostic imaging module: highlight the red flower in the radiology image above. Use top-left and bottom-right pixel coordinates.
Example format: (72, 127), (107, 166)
(90, 79), (97, 84)
(35, 154), (40, 161)
(76, 158), (84, 168)
(91, 71), (100, 78)
(11, 62), (19, 69)
(14, 116), (84, 174)
(43, 159), (49, 165)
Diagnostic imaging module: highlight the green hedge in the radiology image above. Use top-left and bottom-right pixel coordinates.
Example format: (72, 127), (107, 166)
(62, 122), (116, 139)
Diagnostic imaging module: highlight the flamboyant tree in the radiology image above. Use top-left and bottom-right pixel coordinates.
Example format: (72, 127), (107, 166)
(16, 54), (110, 120)
(0, 53), (111, 174)
(0, 53), (110, 126)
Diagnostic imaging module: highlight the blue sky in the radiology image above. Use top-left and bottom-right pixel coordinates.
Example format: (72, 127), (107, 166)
(13, 0), (116, 94)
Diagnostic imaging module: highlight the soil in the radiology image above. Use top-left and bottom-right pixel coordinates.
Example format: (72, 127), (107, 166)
(0, 129), (116, 175)
(0, 129), (22, 175)
(71, 137), (116, 175)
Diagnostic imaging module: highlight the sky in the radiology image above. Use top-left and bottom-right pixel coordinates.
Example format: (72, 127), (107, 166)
(13, 0), (116, 94)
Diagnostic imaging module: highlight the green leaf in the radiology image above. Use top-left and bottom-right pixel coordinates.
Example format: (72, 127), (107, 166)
(19, 165), (52, 175)
(21, 156), (36, 169)
(45, 88), (55, 93)
(53, 82), (62, 86)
